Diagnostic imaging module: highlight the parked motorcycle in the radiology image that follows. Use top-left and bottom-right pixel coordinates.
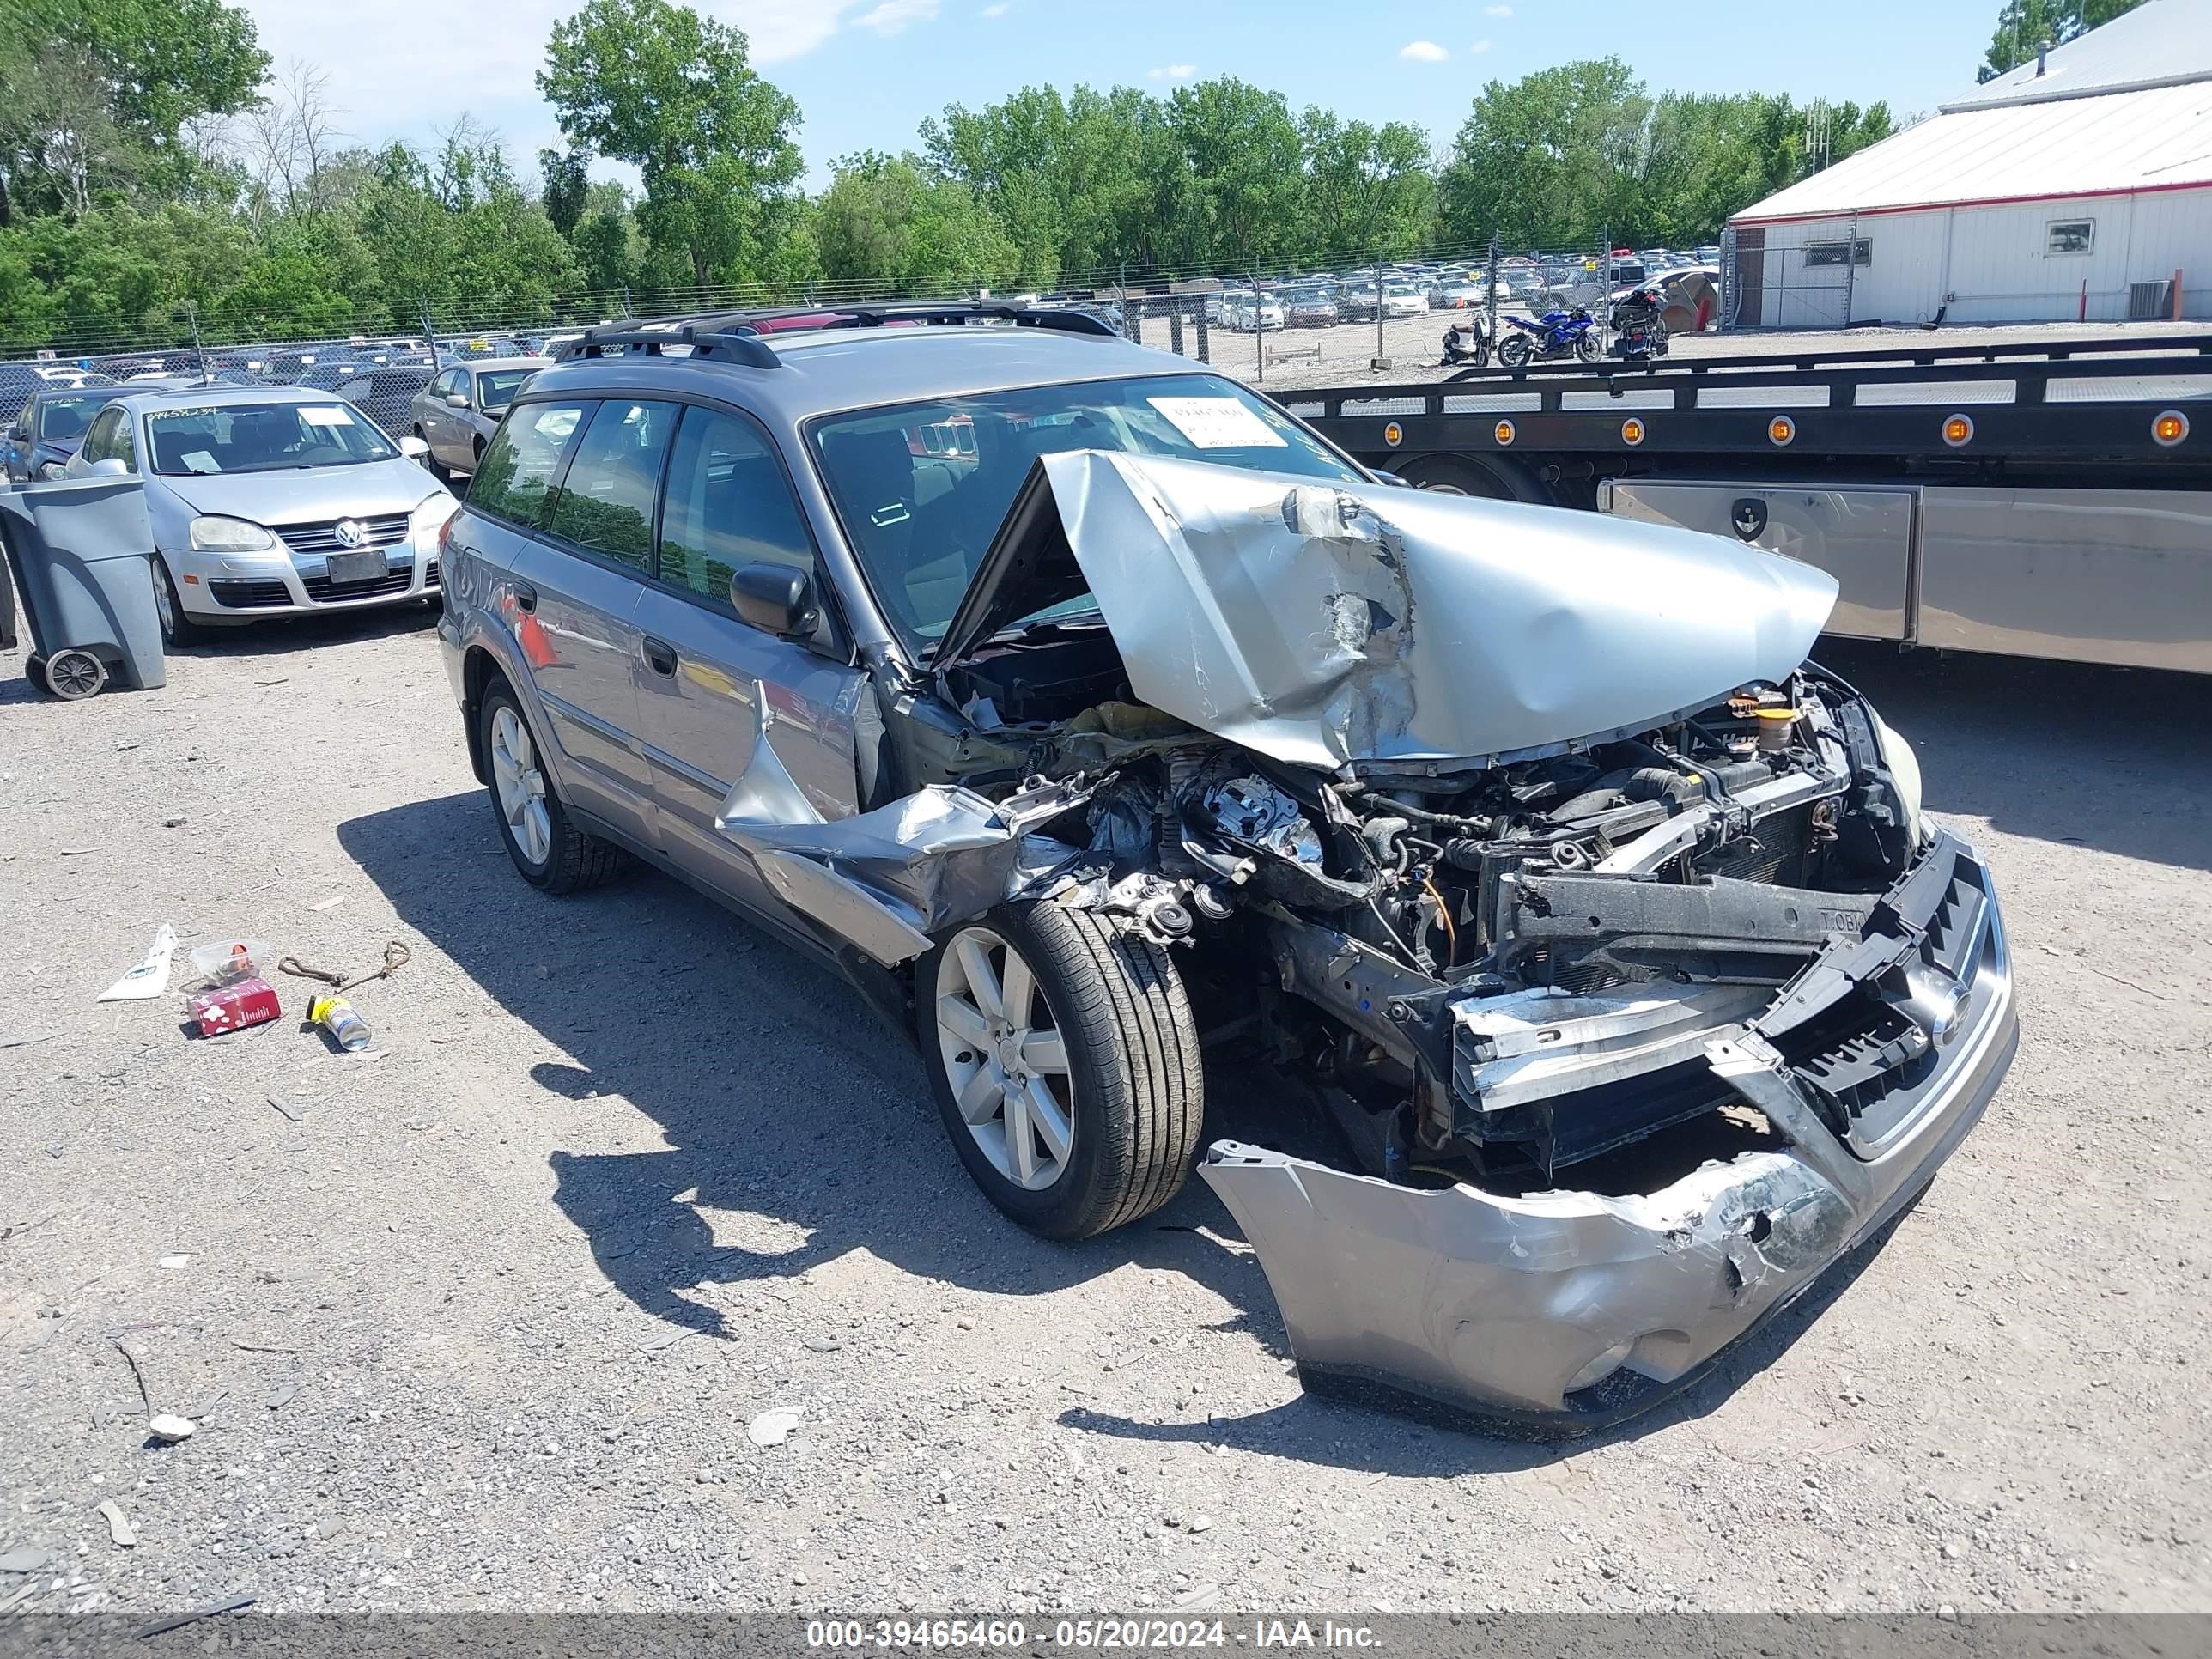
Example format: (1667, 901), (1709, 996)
(1496, 307), (1600, 368)
(1609, 288), (1670, 361)
(1439, 315), (1492, 368)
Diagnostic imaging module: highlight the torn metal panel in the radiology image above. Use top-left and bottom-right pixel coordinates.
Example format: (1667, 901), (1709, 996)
(717, 739), (1096, 963)
(1201, 831), (2016, 1431)
(1034, 449), (1840, 771)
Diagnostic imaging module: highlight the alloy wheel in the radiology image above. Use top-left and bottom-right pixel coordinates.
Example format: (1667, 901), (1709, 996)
(489, 704), (552, 866)
(933, 926), (1075, 1191)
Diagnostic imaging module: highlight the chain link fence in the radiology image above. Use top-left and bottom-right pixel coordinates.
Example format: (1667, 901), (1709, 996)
(0, 238), (1733, 435)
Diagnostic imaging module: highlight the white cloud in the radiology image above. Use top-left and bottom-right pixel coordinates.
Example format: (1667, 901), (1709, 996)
(1399, 40), (1449, 62)
(1146, 64), (1197, 82)
(1484, 3), (1513, 16)
(718, 1), (862, 64)
(981, 1), (1011, 13)
(851, 0), (940, 35)
(1470, 39), (1492, 52)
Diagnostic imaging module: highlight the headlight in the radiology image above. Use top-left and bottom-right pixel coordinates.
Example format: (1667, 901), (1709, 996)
(189, 514), (276, 551)
(410, 493), (459, 554)
(1872, 712), (1926, 850)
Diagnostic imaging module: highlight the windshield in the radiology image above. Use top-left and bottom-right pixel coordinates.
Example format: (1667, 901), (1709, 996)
(33, 392), (114, 443)
(811, 371), (1364, 647)
(146, 402), (398, 477)
(475, 369), (535, 412)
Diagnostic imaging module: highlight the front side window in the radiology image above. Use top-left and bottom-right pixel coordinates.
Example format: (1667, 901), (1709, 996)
(544, 399), (678, 572)
(469, 399), (587, 530)
(79, 409), (121, 465)
(810, 371), (1364, 647)
(144, 402), (394, 477)
(429, 369), (462, 401)
(658, 406), (817, 610)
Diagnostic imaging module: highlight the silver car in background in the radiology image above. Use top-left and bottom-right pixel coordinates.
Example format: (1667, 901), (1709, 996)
(409, 358), (550, 482)
(63, 385), (459, 645)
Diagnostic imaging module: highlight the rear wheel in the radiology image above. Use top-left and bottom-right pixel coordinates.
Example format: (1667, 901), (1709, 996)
(478, 678), (626, 894)
(921, 904), (1204, 1240)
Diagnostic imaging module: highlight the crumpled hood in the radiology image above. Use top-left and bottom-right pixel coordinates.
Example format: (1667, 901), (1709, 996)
(1034, 449), (1839, 771)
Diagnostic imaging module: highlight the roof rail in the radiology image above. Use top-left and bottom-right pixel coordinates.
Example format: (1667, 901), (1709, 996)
(550, 323), (781, 370)
(601, 301), (1123, 343)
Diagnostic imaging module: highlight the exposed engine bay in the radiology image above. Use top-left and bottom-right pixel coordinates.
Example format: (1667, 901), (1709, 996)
(927, 641), (1925, 1194)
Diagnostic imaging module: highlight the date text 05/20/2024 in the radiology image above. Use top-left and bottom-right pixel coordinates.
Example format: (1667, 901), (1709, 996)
(806, 1620), (1383, 1650)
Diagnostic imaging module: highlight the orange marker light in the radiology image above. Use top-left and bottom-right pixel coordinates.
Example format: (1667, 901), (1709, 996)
(1768, 415), (1796, 446)
(1382, 421), (1404, 447)
(2153, 410), (2190, 447)
(1494, 419), (1516, 446)
(1620, 416), (1647, 446)
(1942, 414), (1975, 447)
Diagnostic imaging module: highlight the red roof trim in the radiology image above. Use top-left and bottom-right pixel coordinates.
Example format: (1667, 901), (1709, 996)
(1732, 176), (2212, 228)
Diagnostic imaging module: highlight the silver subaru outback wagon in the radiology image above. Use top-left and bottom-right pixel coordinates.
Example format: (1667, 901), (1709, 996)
(437, 305), (2014, 1431)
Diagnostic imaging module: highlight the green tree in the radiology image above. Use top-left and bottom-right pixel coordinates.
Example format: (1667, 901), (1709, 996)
(1297, 111), (1433, 262)
(538, 0), (805, 289)
(1166, 77), (1304, 271)
(539, 148), (591, 238)
(1978, 0), (2145, 80)
(814, 151), (1018, 293)
(1439, 58), (1650, 250)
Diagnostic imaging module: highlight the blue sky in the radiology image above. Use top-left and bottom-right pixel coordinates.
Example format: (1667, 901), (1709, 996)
(247, 0), (2002, 189)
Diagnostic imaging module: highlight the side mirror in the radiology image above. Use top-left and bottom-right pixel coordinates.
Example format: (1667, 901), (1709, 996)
(447, 392), (471, 410)
(729, 562), (817, 638)
(88, 457), (129, 477)
(398, 434), (430, 461)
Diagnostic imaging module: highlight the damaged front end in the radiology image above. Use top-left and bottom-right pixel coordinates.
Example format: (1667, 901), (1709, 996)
(721, 447), (2016, 1431)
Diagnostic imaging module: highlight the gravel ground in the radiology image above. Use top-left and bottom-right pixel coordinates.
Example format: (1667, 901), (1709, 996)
(2, 604), (2208, 1620)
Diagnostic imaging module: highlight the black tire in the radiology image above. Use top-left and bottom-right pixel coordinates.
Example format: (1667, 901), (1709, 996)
(151, 555), (206, 647)
(1575, 332), (1602, 362)
(919, 902), (1204, 1241)
(1395, 453), (1547, 504)
(477, 677), (627, 894)
(416, 427), (452, 485)
(1498, 334), (1531, 368)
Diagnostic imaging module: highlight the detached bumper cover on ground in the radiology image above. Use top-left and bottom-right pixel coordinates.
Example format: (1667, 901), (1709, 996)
(1200, 830), (2016, 1431)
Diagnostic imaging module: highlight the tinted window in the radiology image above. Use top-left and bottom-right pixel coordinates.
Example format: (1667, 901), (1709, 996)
(544, 399), (678, 572)
(469, 399), (586, 530)
(33, 393), (113, 443)
(658, 406), (816, 609)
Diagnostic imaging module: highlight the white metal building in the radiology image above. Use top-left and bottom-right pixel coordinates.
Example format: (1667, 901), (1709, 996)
(1726, 0), (2212, 328)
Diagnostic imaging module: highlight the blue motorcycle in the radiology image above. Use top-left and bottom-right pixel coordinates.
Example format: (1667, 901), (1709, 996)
(1496, 307), (1601, 368)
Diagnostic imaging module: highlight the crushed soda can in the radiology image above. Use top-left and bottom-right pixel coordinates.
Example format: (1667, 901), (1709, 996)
(188, 975), (282, 1036)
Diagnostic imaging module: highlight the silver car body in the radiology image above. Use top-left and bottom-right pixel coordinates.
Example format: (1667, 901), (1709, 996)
(437, 325), (2014, 1431)
(410, 358), (551, 476)
(65, 385), (457, 626)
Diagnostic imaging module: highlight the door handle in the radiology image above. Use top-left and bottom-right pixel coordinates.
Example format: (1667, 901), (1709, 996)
(641, 635), (678, 677)
(510, 580), (536, 612)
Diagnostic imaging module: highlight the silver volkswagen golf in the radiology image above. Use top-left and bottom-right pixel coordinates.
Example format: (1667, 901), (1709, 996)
(64, 384), (459, 644)
(436, 306), (2014, 1431)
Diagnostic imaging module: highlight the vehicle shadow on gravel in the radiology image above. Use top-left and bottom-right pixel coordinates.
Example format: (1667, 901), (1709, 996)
(340, 787), (1899, 1472)
(338, 791), (1279, 1345)
(1818, 641), (2212, 872)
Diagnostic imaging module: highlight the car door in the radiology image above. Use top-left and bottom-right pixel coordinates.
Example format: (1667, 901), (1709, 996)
(422, 369), (460, 461)
(483, 397), (665, 852)
(629, 402), (870, 907)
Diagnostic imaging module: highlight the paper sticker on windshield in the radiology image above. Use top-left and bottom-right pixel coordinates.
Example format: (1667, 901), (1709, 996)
(1146, 396), (1286, 450)
(180, 451), (218, 474)
(300, 405), (355, 427)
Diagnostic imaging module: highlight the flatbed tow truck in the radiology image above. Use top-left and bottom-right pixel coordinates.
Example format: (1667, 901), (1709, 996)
(1284, 331), (2212, 674)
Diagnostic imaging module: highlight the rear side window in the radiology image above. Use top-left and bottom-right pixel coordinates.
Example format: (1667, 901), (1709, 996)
(657, 406), (816, 608)
(470, 400), (588, 530)
(544, 399), (678, 572)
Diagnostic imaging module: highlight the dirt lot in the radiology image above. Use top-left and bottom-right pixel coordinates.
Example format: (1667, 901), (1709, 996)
(2, 603), (2209, 1620)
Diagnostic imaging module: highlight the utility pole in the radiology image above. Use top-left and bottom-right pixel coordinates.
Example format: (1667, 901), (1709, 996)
(1372, 252), (1385, 370)
(1486, 233), (1500, 357)
(1253, 264), (1263, 382)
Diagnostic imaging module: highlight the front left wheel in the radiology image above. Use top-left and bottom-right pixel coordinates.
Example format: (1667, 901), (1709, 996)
(921, 904), (1203, 1240)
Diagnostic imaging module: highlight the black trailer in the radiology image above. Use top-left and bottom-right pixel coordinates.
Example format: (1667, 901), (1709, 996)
(1286, 333), (2212, 674)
